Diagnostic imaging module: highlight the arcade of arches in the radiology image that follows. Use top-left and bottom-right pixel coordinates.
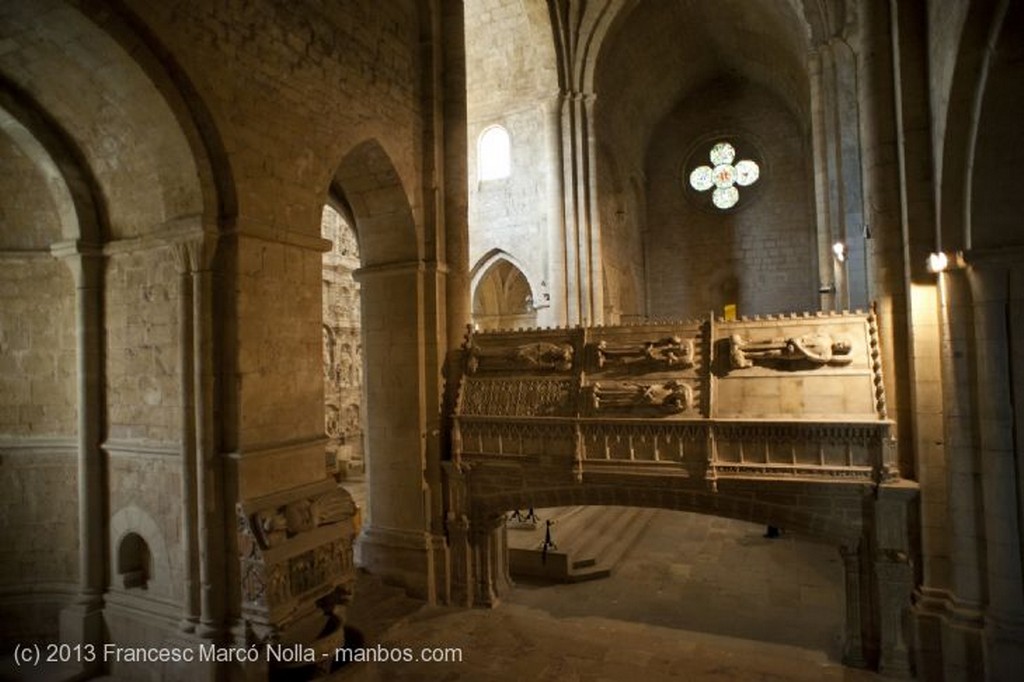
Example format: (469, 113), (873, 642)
(0, 1), (1022, 680)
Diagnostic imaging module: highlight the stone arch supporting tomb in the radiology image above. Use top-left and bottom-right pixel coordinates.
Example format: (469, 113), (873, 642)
(330, 138), (445, 601)
(445, 312), (917, 673)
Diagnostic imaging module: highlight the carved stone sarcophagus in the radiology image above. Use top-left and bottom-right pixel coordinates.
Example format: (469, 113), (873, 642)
(236, 479), (357, 656)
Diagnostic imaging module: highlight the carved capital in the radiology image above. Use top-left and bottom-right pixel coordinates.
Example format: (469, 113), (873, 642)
(171, 234), (217, 274)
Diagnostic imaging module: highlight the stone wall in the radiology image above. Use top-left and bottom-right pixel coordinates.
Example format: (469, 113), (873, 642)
(0, 257), (78, 642)
(0, 448), (79, 642)
(466, 0), (558, 326)
(105, 249), (181, 443)
(645, 78), (817, 319)
(0, 259), (76, 435)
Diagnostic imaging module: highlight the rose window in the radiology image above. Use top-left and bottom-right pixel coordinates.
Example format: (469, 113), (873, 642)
(688, 142), (760, 209)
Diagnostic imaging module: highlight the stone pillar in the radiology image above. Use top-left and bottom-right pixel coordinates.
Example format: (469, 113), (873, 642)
(356, 262), (438, 601)
(917, 268), (987, 679)
(54, 241), (105, 658)
(471, 513), (507, 607)
(968, 264), (1024, 679)
(811, 39), (868, 311)
(189, 235), (224, 639)
(442, 0), (470, 351)
(442, 457), (474, 608)
(872, 482), (918, 676)
(170, 242), (199, 632)
(545, 94), (568, 327)
(840, 544), (867, 667)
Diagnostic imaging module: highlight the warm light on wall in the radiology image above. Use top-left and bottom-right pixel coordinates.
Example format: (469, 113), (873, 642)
(832, 241), (846, 262)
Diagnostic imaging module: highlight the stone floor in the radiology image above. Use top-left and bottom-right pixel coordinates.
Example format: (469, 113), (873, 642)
(332, 507), (885, 682)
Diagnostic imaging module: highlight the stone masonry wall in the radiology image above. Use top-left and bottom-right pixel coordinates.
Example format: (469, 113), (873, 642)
(466, 0), (558, 325)
(645, 78), (817, 319)
(105, 249), (181, 443)
(0, 259), (76, 436)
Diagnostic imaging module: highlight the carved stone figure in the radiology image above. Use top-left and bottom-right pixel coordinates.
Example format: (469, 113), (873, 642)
(729, 332), (854, 369)
(592, 380), (692, 413)
(595, 336), (694, 369)
(467, 341), (574, 374)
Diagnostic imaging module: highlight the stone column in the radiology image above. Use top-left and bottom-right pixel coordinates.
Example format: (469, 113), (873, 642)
(968, 264), (1024, 679)
(53, 241), (105, 656)
(840, 544), (867, 667)
(184, 235), (223, 638)
(812, 38), (868, 311)
(545, 94), (568, 327)
(442, 0), (470, 351)
(355, 261), (438, 601)
(471, 513), (507, 607)
(170, 242), (199, 632)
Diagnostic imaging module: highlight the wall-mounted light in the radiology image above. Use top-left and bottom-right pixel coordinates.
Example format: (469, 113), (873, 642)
(926, 251), (965, 274)
(926, 252), (948, 273)
(832, 241), (847, 262)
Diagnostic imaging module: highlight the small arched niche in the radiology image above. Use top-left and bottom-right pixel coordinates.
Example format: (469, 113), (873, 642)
(117, 532), (151, 590)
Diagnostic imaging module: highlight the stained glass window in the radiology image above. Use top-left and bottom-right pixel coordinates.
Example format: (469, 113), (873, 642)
(688, 141), (759, 209)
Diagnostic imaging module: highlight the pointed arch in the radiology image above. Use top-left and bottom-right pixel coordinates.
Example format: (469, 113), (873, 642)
(471, 251), (539, 331)
(331, 139), (418, 267)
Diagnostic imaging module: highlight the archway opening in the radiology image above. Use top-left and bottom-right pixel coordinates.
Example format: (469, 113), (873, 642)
(321, 203), (365, 480)
(472, 259), (537, 331)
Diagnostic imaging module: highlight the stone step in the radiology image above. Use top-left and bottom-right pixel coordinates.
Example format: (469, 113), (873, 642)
(583, 508), (658, 578)
(505, 506), (588, 551)
(508, 506), (655, 583)
(343, 569), (423, 643)
(565, 506), (638, 570)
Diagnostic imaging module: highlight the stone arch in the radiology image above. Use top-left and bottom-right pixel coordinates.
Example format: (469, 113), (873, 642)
(328, 138), (432, 593)
(937, 0), (1009, 251)
(0, 0), (233, 650)
(968, 1), (1022, 250)
(109, 505), (173, 598)
(331, 139), (418, 268)
(471, 257), (538, 332)
(0, 0), (230, 239)
(473, 484), (862, 546)
(0, 80), (103, 245)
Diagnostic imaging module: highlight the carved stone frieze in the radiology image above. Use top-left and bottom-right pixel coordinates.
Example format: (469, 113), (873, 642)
(729, 332), (854, 369)
(457, 418), (574, 458)
(235, 480), (357, 633)
(580, 422), (706, 463)
(590, 380), (693, 414)
(467, 341), (574, 374)
(594, 336), (694, 370)
(461, 378), (572, 417)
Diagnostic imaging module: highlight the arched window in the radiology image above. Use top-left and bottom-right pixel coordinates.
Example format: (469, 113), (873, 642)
(478, 125), (511, 181)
